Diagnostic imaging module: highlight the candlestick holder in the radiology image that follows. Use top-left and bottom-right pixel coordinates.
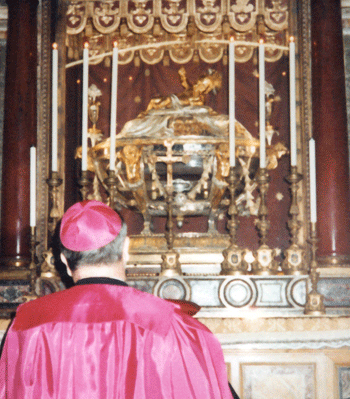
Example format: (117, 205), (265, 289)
(79, 170), (91, 200)
(252, 167), (278, 275)
(29, 226), (41, 297)
(304, 222), (326, 315)
(92, 175), (103, 202)
(105, 169), (118, 209)
(282, 166), (307, 275)
(221, 166), (248, 275)
(47, 171), (63, 233)
(160, 187), (182, 277)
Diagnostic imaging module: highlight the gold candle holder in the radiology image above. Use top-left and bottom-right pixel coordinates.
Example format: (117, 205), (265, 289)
(29, 226), (40, 297)
(160, 187), (182, 277)
(252, 167), (278, 275)
(105, 169), (118, 209)
(304, 222), (326, 315)
(221, 166), (248, 275)
(79, 170), (91, 200)
(282, 166), (307, 275)
(47, 171), (63, 233)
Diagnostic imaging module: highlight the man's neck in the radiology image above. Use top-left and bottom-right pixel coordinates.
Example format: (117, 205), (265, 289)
(72, 264), (126, 283)
(75, 277), (129, 287)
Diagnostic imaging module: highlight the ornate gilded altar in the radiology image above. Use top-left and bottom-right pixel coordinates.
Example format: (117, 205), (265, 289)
(79, 68), (286, 233)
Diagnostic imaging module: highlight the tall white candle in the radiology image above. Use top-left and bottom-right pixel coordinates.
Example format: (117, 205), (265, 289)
(309, 138), (317, 223)
(289, 37), (297, 166)
(30, 146), (36, 227)
(110, 41), (118, 172)
(259, 39), (266, 168)
(52, 43), (58, 172)
(229, 37), (235, 167)
(82, 42), (89, 172)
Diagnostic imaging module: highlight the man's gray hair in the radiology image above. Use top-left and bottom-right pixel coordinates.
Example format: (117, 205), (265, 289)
(61, 223), (127, 272)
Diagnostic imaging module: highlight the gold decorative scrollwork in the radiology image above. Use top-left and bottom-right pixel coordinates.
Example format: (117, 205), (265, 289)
(264, 31), (285, 62)
(92, 1), (121, 34)
(140, 34), (167, 64)
(228, 0), (258, 32)
(160, 0), (189, 33)
(127, 0), (155, 34)
(194, 0), (223, 33)
(67, 2), (88, 35)
(87, 34), (108, 65)
(169, 34), (194, 64)
(198, 34), (225, 64)
(118, 34), (136, 65)
(234, 32), (256, 63)
(264, 0), (288, 31)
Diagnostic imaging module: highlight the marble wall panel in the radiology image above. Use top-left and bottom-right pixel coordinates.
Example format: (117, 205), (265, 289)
(319, 278), (350, 307)
(339, 367), (350, 399)
(0, 280), (31, 313)
(255, 278), (289, 307)
(126, 276), (350, 315)
(128, 279), (157, 294)
(242, 364), (315, 399)
(224, 350), (335, 399)
(189, 279), (223, 307)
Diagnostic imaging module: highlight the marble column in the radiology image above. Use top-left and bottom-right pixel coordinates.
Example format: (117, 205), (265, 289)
(311, 0), (350, 266)
(0, 0), (38, 272)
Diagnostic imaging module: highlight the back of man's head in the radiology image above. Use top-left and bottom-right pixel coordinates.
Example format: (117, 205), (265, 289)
(59, 200), (127, 273)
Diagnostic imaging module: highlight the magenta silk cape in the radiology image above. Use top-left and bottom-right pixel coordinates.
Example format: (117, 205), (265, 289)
(0, 284), (232, 398)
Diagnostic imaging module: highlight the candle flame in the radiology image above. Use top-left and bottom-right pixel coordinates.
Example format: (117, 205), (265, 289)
(52, 42), (58, 50)
(290, 36), (295, 43)
(84, 42), (89, 49)
(230, 36), (235, 43)
(113, 41), (118, 48)
(259, 38), (264, 44)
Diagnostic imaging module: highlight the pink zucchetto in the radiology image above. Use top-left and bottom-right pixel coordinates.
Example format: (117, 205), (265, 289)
(60, 200), (123, 252)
